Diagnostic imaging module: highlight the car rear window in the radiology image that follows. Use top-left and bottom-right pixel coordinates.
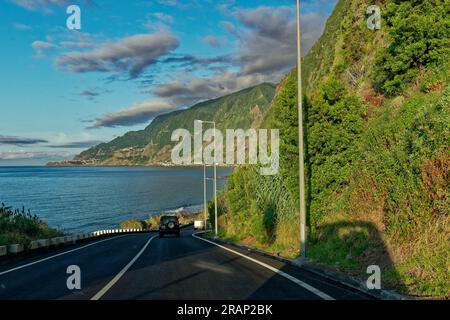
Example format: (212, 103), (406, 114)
(161, 216), (177, 223)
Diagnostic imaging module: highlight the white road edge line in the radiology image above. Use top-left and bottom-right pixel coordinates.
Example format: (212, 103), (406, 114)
(0, 235), (129, 276)
(192, 232), (335, 301)
(91, 235), (157, 300)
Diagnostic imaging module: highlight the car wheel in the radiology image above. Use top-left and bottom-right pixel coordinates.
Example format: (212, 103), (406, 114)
(159, 233), (163, 238)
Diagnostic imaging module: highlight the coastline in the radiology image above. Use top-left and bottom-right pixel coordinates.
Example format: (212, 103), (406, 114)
(1, 166), (230, 234)
(45, 160), (235, 169)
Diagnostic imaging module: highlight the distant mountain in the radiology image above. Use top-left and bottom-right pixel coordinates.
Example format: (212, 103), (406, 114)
(69, 83), (276, 166)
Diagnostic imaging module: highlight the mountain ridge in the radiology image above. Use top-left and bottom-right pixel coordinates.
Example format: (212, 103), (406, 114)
(51, 82), (277, 166)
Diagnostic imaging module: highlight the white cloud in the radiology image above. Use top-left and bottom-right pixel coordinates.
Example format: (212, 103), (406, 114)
(60, 41), (95, 48)
(89, 100), (177, 128)
(9, 0), (70, 11)
(154, 72), (277, 106)
(151, 5), (329, 106)
(202, 35), (227, 48)
(32, 40), (58, 56)
(0, 135), (48, 145)
(152, 12), (174, 24)
(9, 0), (95, 13)
(0, 150), (69, 160)
(232, 6), (297, 76)
(14, 23), (32, 30)
(55, 31), (179, 77)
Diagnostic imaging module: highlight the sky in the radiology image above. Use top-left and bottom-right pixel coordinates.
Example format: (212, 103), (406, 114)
(0, 0), (337, 165)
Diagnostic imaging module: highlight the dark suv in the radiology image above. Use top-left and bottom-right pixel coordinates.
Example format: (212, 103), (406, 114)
(159, 215), (180, 237)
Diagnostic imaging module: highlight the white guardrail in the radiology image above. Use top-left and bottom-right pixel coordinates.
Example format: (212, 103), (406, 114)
(0, 228), (144, 257)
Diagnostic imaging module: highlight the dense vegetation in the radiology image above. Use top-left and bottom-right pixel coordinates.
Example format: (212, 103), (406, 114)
(372, 0), (450, 95)
(0, 203), (63, 246)
(76, 83), (276, 165)
(213, 0), (449, 297)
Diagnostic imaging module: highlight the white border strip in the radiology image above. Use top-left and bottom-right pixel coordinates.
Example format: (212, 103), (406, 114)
(0, 235), (130, 276)
(192, 233), (335, 300)
(91, 235), (157, 300)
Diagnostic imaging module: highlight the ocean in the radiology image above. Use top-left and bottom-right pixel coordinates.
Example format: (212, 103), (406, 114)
(0, 166), (232, 233)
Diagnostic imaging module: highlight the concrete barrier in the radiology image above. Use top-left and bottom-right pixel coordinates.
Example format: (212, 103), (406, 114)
(37, 239), (50, 248)
(0, 246), (6, 256)
(50, 237), (60, 246)
(194, 220), (205, 230)
(28, 241), (39, 250)
(8, 244), (24, 254)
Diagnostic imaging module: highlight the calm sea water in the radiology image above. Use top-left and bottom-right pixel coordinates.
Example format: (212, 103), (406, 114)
(0, 166), (231, 233)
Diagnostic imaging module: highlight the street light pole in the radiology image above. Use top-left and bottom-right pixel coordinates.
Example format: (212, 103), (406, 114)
(196, 120), (218, 237)
(203, 163), (207, 231)
(213, 122), (218, 238)
(297, 0), (307, 258)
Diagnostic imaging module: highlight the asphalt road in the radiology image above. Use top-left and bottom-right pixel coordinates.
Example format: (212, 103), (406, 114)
(0, 227), (372, 300)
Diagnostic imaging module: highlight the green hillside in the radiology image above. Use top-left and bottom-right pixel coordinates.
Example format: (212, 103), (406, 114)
(214, 0), (449, 297)
(75, 83), (276, 165)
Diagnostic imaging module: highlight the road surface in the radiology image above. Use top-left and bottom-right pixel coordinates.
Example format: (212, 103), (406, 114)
(0, 227), (372, 300)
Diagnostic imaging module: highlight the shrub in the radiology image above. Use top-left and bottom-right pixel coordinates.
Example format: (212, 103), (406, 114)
(0, 203), (63, 246)
(372, 0), (450, 95)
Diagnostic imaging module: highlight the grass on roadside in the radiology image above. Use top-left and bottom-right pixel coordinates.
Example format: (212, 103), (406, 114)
(0, 202), (64, 247)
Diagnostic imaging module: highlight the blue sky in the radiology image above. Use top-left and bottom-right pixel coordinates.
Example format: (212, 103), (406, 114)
(0, 0), (337, 165)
